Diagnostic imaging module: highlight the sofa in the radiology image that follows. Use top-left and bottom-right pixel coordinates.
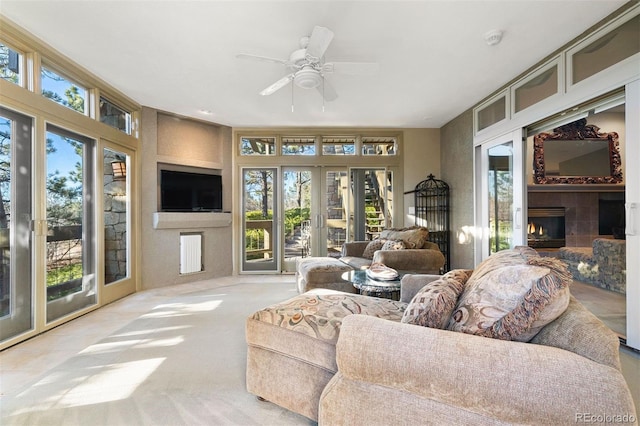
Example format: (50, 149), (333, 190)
(246, 247), (636, 424)
(339, 226), (445, 274)
(559, 238), (626, 293)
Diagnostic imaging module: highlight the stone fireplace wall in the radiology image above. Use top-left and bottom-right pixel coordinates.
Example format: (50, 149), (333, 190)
(528, 192), (620, 247)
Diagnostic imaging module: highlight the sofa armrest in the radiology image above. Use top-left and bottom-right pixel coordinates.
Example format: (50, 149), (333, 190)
(399, 274), (442, 303)
(341, 241), (370, 257)
(372, 249), (444, 274)
(320, 315), (636, 425)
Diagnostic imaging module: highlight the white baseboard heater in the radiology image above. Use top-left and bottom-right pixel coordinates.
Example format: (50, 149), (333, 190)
(180, 233), (203, 274)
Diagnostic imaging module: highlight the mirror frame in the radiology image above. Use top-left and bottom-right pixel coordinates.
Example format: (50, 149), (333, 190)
(533, 118), (622, 184)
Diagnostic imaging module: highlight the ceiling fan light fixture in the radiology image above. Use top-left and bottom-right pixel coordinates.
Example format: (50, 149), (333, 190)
(294, 66), (322, 89)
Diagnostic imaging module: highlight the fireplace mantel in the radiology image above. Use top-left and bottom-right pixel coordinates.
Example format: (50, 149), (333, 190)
(528, 184), (624, 193)
(152, 212), (232, 229)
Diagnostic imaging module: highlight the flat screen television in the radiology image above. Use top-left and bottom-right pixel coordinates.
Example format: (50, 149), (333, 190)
(160, 170), (222, 212)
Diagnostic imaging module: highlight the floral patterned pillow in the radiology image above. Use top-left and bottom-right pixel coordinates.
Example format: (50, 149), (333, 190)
(381, 239), (405, 251)
(362, 239), (386, 259)
(401, 269), (472, 329)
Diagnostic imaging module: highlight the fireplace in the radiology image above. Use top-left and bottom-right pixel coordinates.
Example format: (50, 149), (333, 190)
(527, 207), (565, 249)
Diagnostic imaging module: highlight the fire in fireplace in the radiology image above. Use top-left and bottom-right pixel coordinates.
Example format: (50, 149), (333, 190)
(527, 207), (566, 249)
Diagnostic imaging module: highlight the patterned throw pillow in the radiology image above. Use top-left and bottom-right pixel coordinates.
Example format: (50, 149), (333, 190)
(380, 226), (429, 249)
(401, 269), (472, 329)
(381, 239), (405, 251)
(446, 246), (572, 342)
(362, 239), (386, 259)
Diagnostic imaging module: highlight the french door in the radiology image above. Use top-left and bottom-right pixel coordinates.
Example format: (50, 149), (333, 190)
(280, 167), (349, 272)
(475, 130), (526, 262)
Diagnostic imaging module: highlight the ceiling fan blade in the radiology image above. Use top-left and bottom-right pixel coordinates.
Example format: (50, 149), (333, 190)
(323, 62), (379, 76)
(305, 26), (334, 62)
(236, 53), (290, 66)
(260, 74), (294, 96)
(317, 78), (338, 102)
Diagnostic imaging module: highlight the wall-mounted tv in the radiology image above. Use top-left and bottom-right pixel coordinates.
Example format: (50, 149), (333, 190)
(160, 169), (222, 212)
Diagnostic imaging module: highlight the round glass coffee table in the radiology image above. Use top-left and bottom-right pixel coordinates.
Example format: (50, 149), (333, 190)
(342, 270), (403, 301)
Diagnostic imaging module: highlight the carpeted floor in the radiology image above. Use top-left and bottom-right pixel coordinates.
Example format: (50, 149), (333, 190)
(1, 275), (637, 425)
(0, 275), (315, 426)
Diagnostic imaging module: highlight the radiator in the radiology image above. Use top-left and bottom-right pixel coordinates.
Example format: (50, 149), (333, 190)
(180, 234), (202, 274)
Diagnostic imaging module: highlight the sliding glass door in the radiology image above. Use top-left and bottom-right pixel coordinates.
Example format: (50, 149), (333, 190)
(476, 130), (525, 262)
(45, 125), (96, 322)
(0, 108), (33, 341)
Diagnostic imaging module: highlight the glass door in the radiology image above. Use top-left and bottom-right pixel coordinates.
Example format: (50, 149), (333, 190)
(282, 168), (314, 272)
(45, 125), (97, 323)
(476, 130), (525, 261)
(281, 167), (351, 268)
(0, 108), (33, 342)
(626, 80), (639, 350)
(242, 167), (278, 272)
(322, 169), (349, 258)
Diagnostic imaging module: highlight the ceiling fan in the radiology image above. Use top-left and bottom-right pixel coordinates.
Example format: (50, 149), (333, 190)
(237, 26), (378, 102)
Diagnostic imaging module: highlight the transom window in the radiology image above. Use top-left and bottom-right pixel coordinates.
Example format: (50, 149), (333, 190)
(0, 42), (21, 86)
(282, 136), (315, 155)
(100, 97), (131, 135)
(241, 137), (276, 156)
(41, 65), (87, 114)
(322, 136), (355, 155)
(362, 137), (397, 156)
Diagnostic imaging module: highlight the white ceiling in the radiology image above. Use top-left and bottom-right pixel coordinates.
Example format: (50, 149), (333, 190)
(0, 1), (628, 129)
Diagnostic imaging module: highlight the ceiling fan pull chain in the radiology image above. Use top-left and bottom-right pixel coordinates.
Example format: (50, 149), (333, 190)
(322, 77), (326, 112)
(291, 81), (295, 112)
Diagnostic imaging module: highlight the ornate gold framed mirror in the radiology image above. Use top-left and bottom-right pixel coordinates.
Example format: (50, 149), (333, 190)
(533, 118), (622, 184)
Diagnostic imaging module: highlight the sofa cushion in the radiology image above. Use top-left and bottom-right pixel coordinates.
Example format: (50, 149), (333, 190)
(379, 226), (429, 249)
(447, 246), (572, 342)
(362, 239), (386, 259)
(249, 289), (406, 347)
(297, 257), (353, 284)
(381, 239), (405, 251)
(401, 269), (471, 329)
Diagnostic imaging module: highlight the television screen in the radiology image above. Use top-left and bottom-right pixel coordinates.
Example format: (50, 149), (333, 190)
(161, 170), (222, 212)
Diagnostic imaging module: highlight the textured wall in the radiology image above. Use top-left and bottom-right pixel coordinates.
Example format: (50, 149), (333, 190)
(402, 128), (441, 227)
(440, 109), (475, 269)
(140, 107), (233, 289)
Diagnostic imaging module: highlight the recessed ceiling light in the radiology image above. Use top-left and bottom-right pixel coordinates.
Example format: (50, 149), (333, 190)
(198, 109), (213, 115)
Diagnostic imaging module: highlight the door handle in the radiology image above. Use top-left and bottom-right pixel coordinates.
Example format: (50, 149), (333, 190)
(515, 207), (522, 229)
(626, 202), (637, 236)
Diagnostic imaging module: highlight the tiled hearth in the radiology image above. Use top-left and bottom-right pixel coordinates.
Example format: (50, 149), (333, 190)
(528, 191), (624, 247)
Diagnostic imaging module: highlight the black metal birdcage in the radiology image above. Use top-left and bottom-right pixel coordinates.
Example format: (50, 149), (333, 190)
(410, 174), (450, 273)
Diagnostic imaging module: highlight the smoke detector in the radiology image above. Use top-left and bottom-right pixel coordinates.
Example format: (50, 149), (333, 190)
(484, 30), (503, 46)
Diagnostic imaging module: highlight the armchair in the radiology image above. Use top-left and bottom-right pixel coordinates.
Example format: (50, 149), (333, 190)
(340, 226), (445, 274)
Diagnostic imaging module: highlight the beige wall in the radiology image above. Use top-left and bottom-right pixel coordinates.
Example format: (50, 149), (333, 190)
(402, 128), (441, 227)
(140, 107), (233, 289)
(440, 110), (475, 270)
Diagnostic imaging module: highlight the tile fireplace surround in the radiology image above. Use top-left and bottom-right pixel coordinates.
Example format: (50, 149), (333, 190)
(528, 191), (624, 247)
